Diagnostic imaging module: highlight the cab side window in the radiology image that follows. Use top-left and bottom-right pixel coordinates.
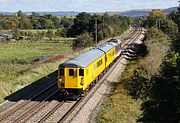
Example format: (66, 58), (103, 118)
(79, 69), (84, 76)
(69, 69), (74, 76)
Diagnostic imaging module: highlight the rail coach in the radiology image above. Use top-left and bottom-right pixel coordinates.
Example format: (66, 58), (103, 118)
(57, 38), (122, 97)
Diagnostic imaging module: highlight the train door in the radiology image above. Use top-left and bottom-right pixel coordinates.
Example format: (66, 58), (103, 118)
(66, 68), (78, 88)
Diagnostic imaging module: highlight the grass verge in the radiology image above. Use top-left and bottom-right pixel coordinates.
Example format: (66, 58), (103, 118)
(96, 61), (142, 123)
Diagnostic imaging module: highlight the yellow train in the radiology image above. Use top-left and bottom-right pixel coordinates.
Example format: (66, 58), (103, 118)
(57, 39), (122, 97)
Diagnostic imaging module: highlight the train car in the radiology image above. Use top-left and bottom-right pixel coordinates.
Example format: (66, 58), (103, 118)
(58, 48), (105, 95)
(107, 38), (122, 58)
(57, 40), (122, 98)
(98, 43), (115, 67)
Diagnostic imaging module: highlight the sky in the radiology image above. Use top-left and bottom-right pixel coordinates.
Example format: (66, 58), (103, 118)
(0, 0), (178, 12)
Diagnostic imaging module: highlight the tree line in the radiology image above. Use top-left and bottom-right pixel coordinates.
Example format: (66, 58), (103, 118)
(127, 9), (180, 122)
(67, 12), (130, 49)
(0, 10), (73, 30)
(0, 11), (130, 50)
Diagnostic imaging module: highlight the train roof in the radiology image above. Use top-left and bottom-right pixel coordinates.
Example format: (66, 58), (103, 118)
(108, 38), (122, 43)
(60, 43), (114, 68)
(60, 48), (104, 68)
(98, 43), (114, 52)
(107, 41), (119, 47)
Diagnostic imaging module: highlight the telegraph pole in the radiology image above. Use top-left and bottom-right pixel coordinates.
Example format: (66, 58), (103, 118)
(95, 18), (98, 47)
(178, 1), (180, 12)
(158, 19), (161, 29)
(156, 19), (158, 28)
(102, 17), (105, 28)
(102, 16), (105, 38)
(156, 19), (161, 29)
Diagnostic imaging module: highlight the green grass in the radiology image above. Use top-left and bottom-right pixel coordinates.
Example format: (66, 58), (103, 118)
(96, 61), (142, 123)
(0, 41), (71, 63)
(0, 40), (72, 102)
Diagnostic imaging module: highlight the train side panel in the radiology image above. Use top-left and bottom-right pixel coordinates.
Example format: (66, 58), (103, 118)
(84, 54), (106, 90)
(105, 48), (116, 67)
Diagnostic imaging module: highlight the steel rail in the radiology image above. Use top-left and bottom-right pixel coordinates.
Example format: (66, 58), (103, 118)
(0, 82), (57, 122)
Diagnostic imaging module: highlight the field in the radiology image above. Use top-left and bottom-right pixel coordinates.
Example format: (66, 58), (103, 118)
(0, 40), (73, 102)
(20, 29), (58, 34)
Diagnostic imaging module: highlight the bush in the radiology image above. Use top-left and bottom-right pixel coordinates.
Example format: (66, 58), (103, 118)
(73, 33), (93, 49)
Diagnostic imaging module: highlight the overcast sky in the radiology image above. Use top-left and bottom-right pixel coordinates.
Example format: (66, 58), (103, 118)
(0, 0), (178, 12)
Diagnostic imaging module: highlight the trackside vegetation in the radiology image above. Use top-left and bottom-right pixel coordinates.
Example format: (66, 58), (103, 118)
(96, 27), (171, 122)
(97, 8), (180, 122)
(96, 61), (142, 123)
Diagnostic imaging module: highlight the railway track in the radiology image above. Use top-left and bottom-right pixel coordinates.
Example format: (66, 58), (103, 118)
(0, 27), (144, 123)
(57, 27), (144, 123)
(0, 82), (58, 122)
(33, 27), (144, 123)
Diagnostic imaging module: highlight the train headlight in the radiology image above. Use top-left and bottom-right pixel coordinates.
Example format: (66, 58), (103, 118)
(80, 78), (84, 85)
(59, 77), (62, 82)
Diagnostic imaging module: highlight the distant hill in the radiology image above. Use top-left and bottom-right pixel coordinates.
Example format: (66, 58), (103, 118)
(0, 11), (79, 16)
(163, 7), (178, 13)
(0, 7), (179, 17)
(0, 12), (13, 15)
(120, 10), (151, 17)
(31, 11), (79, 16)
(120, 7), (179, 17)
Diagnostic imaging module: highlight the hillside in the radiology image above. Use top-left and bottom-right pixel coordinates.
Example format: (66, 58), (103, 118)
(120, 7), (178, 17)
(0, 7), (178, 17)
(0, 11), (79, 16)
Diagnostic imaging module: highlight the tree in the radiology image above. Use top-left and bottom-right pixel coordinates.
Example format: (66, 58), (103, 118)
(148, 9), (167, 28)
(40, 18), (54, 29)
(138, 53), (180, 122)
(60, 17), (73, 28)
(17, 10), (23, 17)
(73, 33), (93, 49)
(160, 19), (178, 39)
(67, 12), (93, 37)
(55, 28), (67, 37)
(46, 29), (54, 40)
(52, 16), (60, 28)
(30, 12), (41, 29)
(137, 8), (180, 122)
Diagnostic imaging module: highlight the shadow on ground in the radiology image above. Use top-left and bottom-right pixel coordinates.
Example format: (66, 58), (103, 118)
(4, 70), (60, 102)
